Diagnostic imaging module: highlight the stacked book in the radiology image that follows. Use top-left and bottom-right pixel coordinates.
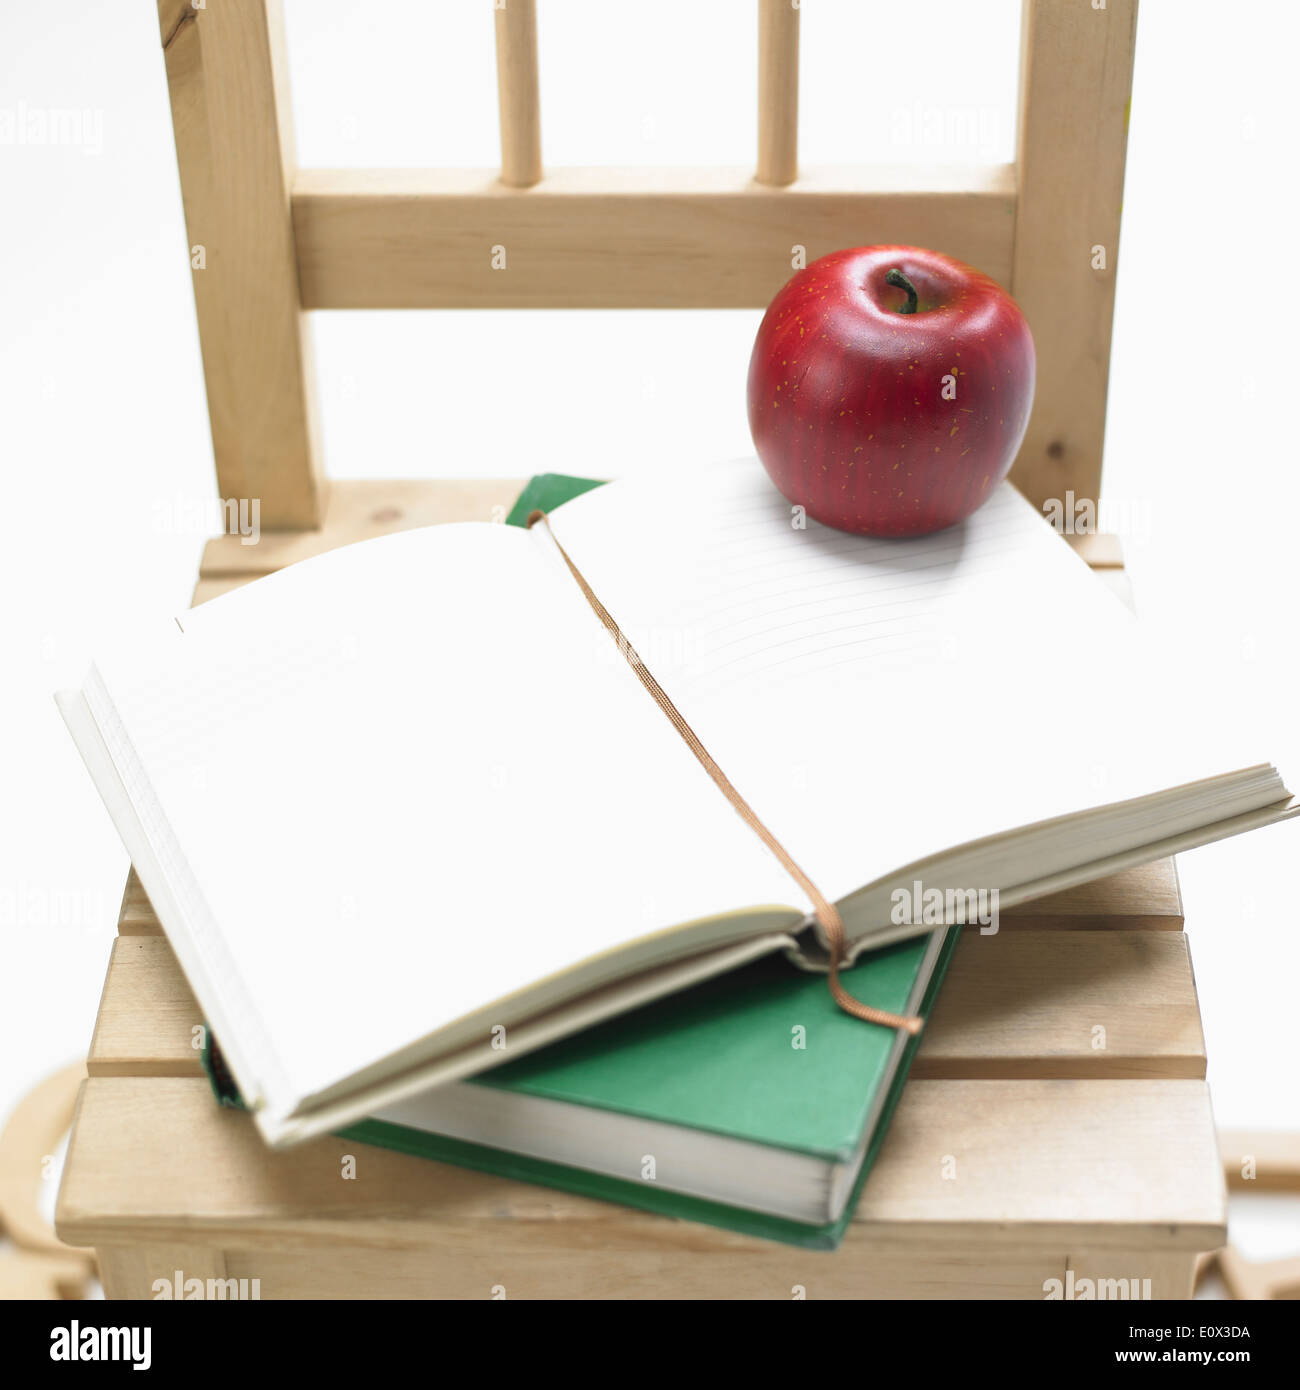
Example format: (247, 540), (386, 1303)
(59, 462), (1295, 1247)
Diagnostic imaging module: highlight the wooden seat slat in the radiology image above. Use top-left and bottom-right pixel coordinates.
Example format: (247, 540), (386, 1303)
(88, 930), (1205, 1084)
(57, 1076), (1223, 1267)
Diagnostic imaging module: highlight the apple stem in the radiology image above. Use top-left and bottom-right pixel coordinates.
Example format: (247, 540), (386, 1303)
(885, 268), (919, 315)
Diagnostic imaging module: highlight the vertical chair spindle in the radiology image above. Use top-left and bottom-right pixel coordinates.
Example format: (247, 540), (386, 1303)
(494, 0), (543, 188)
(157, 0), (324, 530)
(1009, 0), (1138, 511)
(757, 0), (800, 186)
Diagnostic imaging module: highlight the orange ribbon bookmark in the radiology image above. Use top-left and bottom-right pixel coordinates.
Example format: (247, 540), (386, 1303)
(527, 509), (922, 1035)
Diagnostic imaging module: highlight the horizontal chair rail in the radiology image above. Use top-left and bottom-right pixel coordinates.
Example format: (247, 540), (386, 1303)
(292, 165), (1017, 310)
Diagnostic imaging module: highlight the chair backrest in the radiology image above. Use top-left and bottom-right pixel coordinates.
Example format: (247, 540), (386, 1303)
(157, 0), (1137, 530)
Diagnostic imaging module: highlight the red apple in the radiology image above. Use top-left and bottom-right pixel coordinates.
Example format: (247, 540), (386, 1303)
(747, 245), (1035, 537)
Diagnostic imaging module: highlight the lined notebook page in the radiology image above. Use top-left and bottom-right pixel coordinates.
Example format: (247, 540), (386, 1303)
(88, 521), (798, 1108)
(543, 459), (1267, 903)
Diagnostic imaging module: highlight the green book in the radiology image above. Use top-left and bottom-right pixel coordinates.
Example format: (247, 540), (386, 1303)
(201, 473), (959, 1250)
(342, 928), (955, 1250)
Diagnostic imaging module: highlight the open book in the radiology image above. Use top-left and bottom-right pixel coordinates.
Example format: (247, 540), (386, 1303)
(59, 458), (1296, 1147)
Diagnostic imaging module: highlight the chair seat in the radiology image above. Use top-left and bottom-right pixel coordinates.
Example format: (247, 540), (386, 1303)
(56, 479), (1224, 1299)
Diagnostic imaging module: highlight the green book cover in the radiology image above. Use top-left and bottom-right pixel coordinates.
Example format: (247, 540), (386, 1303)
(349, 931), (956, 1250)
(204, 472), (960, 1250)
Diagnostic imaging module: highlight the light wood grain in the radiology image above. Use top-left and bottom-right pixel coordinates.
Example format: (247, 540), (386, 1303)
(117, 869), (154, 935)
(291, 164), (1018, 310)
(207, 1242), (1192, 1300)
(0, 1248), (94, 1300)
(1000, 858), (1182, 931)
(1219, 1131), (1300, 1191)
(87, 929), (1205, 1083)
(98, 1245), (227, 1302)
(1217, 1246), (1300, 1301)
(757, 0), (800, 186)
(1066, 1250), (1196, 1302)
(199, 477), (523, 576)
(156, 0), (191, 48)
(494, 0), (542, 187)
(94, 1235), (1188, 1301)
(55, 1077), (1224, 1260)
(89, 940), (206, 1077)
(159, 0), (324, 528)
(1062, 531), (1124, 568)
(1009, 0), (1139, 510)
(0, 1063), (91, 1257)
(918, 930), (1203, 1078)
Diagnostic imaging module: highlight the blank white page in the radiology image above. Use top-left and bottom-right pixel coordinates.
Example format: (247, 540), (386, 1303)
(545, 459), (1271, 902)
(89, 521), (798, 1109)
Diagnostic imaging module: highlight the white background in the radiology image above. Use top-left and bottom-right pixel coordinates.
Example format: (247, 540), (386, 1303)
(2, 1), (1297, 1281)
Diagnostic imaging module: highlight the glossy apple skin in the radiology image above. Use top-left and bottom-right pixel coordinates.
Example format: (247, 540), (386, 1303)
(747, 246), (1035, 537)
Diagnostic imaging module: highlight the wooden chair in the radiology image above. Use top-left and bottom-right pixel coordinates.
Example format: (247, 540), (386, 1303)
(59, 0), (1228, 1299)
